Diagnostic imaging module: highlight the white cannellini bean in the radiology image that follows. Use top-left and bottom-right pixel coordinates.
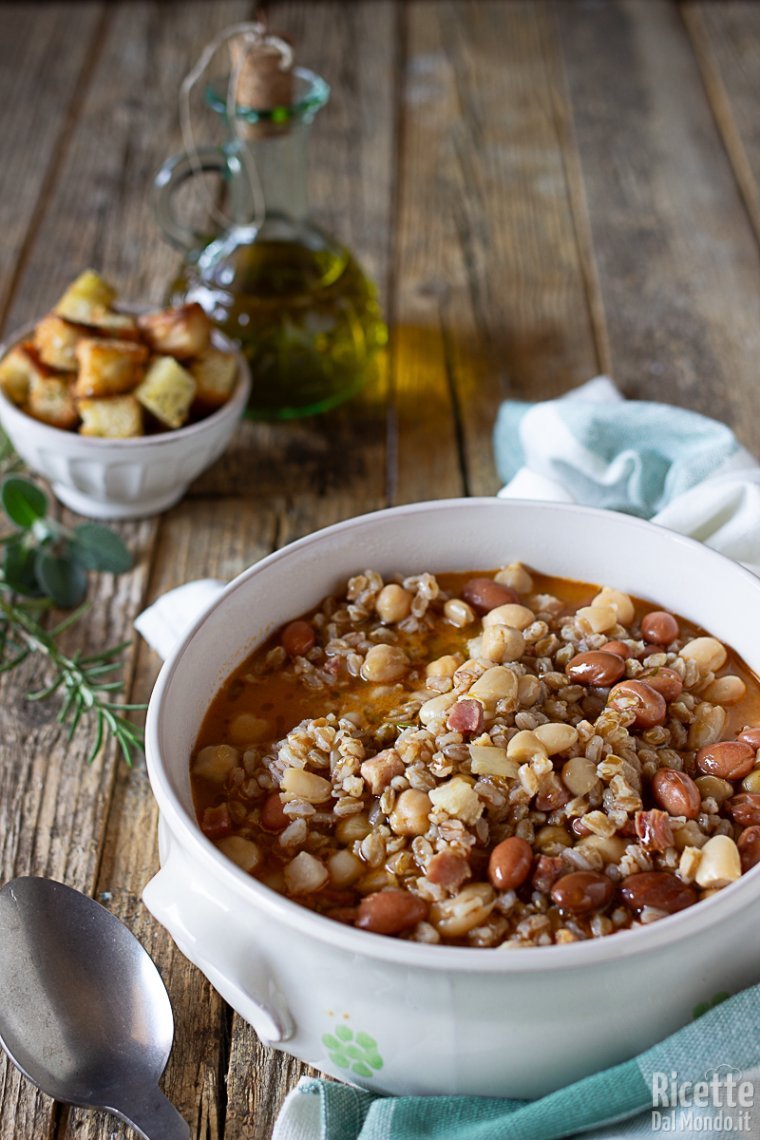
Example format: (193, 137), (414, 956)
(701, 675), (746, 705)
(575, 604), (618, 634)
(281, 769), (333, 803)
(468, 665), (519, 706)
(469, 743), (519, 779)
(679, 637), (728, 674)
(694, 834), (741, 889)
(533, 722), (579, 755)
(507, 729), (548, 763)
(419, 691), (458, 725)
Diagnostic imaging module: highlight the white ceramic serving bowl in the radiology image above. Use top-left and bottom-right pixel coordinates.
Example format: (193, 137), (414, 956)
(0, 326), (250, 520)
(143, 498), (760, 1099)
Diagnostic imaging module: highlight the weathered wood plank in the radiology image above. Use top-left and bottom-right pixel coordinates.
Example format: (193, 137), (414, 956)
(683, 1), (760, 243)
(554, 0), (760, 451)
(0, 2), (104, 329)
(393, 0), (599, 501)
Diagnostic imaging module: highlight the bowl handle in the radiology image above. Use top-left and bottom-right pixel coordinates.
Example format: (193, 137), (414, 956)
(143, 856), (294, 1045)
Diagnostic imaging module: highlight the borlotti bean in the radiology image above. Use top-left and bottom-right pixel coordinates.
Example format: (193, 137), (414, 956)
(191, 566), (760, 947)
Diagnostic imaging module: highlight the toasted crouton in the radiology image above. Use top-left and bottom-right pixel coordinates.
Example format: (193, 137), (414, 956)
(78, 394), (144, 438)
(0, 342), (40, 405)
(135, 356), (196, 429)
(54, 270), (116, 324)
(27, 372), (79, 430)
(189, 347), (238, 408)
(84, 307), (140, 341)
(73, 338), (148, 398)
(34, 314), (84, 372)
(138, 303), (211, 358)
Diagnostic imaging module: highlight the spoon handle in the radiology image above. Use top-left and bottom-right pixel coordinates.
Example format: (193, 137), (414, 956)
(111, 1086), (190, 1140)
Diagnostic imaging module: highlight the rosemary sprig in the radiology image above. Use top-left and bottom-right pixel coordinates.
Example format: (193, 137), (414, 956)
(0, 458), (144, 764)
(0, 595), (144, 765)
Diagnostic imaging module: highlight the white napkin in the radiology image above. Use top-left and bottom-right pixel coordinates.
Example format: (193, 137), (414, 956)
(134, 578), (226, 659)
(495, 377), (760, 576)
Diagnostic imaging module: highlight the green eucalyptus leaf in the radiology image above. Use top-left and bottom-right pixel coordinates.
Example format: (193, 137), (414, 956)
(71, 524), (133, 573)
(3, 538), (41, 596)
(1, 477), (48, 529)
(35, 548), (88, 608)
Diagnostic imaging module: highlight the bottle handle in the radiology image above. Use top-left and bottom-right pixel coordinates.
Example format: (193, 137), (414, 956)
(152, 147), (241, 255)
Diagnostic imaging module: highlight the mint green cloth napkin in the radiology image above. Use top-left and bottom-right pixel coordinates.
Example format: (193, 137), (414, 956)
(273, 983), (760, 1139)
(493, 376), (760, 575)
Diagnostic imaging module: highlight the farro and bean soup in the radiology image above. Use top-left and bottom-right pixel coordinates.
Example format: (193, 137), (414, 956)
(191, 564), (760, 947)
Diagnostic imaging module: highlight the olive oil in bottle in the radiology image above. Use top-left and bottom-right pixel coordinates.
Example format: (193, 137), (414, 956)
(172, 238), (386, 420)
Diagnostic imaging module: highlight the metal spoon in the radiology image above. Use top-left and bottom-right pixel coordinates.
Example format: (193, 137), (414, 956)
(0, 876), (189, 1140)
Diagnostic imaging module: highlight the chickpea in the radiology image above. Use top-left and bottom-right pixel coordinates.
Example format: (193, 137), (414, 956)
(482, 603), (535, 631)
(694, 775), (734, 805)
(494, 562), (533, 594)
(561, 755), (599, 797)
(361, 643), (409, 683)
(444, 598), (476, 627)
(375, 583), (412, 624)
(389, 789), (431, 836)
(336, 813), (373, 843)
(426, 654), (459, 679)
(327, 849), (364, 888)
(742, 769), (760, 794)
(592, 587), (634, 625)
(534, 824), (572, 853)
(193, 744), (239, 783)
(480, 624), (525, 663)
(430, 883), (495, 938)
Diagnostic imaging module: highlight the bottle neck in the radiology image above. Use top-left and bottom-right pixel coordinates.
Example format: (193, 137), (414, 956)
(228, 119), (311, 239)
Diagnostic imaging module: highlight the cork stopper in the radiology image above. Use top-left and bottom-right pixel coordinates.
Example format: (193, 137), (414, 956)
(229, 16), (294, 137)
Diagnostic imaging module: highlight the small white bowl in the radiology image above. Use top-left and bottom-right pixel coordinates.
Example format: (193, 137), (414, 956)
(0, 326), (250, 520)
(143, 499), (760, 1099)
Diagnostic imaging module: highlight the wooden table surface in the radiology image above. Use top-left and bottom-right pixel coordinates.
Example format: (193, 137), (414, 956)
(1, 1), (760, 1137)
